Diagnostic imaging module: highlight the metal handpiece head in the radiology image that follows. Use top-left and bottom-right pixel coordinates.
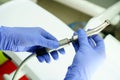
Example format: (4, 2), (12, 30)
(71, 20), (111, 41)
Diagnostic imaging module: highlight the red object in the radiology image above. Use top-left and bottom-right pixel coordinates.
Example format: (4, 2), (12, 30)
(0, 60), (29, 80)
(0, 60), (17, 75)
(0, 74), (4, 80)
(19, 75), (29, 80)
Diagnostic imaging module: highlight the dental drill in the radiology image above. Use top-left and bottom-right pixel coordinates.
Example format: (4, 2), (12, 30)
(12, 20), (110, 80)
(48, 20), (110, 53)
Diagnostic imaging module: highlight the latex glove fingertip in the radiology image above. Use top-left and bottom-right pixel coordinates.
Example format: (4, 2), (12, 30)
(51, 51), (59, 60)
(37, 56), (45, 63)
(58, 48), (65, 54)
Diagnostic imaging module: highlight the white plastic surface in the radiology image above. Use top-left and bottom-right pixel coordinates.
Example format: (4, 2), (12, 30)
(92, 34), (120, 80)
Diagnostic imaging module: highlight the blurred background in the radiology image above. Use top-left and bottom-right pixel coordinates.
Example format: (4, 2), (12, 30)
(0, 0), (120, 40)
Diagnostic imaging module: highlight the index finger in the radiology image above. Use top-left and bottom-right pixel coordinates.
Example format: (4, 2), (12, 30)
(41, 29), (58, 41)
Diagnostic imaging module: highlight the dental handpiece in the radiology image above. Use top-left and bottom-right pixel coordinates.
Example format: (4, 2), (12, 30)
(12, 20), (110, 80)
(47, 20), (110, 53)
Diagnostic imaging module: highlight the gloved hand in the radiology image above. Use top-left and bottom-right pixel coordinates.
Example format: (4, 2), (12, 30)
(64, 28), (105, 80)
(0, 26), (64, 63)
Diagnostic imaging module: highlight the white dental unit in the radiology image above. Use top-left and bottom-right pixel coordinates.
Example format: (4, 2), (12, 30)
(0, 0), (120, 80)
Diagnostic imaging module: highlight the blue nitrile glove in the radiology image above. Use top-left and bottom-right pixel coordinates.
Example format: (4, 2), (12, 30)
(64, 28), (105, 80)
(0, 26), (65, 63)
